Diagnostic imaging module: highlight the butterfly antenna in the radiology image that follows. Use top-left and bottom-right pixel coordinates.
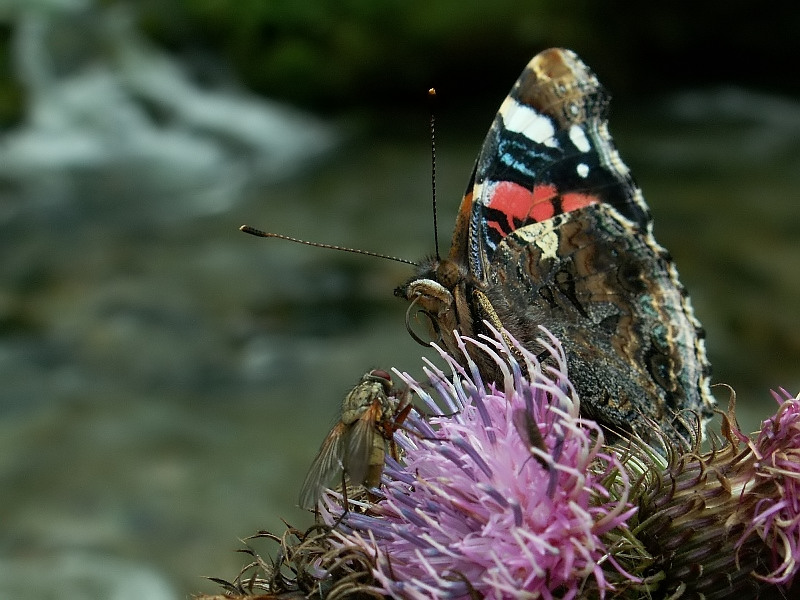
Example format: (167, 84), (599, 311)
(428, 88), (441, 261)
(239, 225), (418, 266)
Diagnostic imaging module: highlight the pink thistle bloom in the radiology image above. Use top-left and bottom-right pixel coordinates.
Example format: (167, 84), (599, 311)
(625, 387), (800, 598)
(323, 327), (636, 599)
(207, 331), (798, 599)
(738, 388), (800, 585)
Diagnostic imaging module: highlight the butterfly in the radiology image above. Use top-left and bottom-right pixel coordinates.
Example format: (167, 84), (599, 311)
(395, 48), (715, 443)
(298, 369), (412, 510)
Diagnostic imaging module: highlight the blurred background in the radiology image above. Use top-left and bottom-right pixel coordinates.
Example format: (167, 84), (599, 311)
(0, 1), (797, 597)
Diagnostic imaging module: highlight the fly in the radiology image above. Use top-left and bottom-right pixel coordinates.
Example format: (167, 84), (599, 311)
(298, 369), (412, 510)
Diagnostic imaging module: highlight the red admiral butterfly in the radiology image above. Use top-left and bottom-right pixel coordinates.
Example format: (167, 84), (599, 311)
(395, 48), (715, 442)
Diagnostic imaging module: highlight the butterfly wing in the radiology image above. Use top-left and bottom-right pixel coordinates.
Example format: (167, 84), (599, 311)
(451, 48), (647, 277)
(452, 48), (714, 440)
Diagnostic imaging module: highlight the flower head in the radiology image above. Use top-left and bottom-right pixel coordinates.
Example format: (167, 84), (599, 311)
(201, 331), (800, 600)
(619, 387), (800, 598)
(323, 327), (635, 599)
(739, 388), (800, 584)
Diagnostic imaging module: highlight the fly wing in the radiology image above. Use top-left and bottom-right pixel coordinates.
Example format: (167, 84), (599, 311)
(343, 402), (381, 487)
(298, 422), (347, 510)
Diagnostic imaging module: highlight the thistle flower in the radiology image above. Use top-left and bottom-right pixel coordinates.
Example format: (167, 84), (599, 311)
(617, 388), (800, 599)
(200, 332), (800, 600)
(322, 327), (636, 599)
(741, 388), (800, 584)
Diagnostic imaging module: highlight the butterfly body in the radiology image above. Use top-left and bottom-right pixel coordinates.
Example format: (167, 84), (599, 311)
(397, 48), (714, 441)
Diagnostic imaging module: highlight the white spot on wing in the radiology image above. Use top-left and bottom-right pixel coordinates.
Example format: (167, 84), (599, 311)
(569, 125), (591, 153)
(473, 180), (487, 206)
(515, 221), (559, 261)
(576, 163), (589, 178)
(499, 97), (555, 144)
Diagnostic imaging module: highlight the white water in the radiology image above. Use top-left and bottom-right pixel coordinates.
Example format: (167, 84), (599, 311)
(0, 1), (337, 222)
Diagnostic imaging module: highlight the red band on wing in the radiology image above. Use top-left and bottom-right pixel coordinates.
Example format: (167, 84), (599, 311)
(489, 181), (558, 223)
(561, 192), (598, 213)
(486, 182), (600, 240)
(530, 184), (558, 222)
(486, 181), (534, 237)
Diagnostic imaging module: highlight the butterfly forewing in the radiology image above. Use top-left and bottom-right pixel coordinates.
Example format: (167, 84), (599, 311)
(464, 49), (649, 272)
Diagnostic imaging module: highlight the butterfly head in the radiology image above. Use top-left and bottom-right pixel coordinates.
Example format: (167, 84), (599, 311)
(394, 255), (485, 361)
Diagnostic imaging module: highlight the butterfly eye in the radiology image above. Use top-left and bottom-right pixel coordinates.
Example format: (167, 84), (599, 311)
(436, 260), (462, 289)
